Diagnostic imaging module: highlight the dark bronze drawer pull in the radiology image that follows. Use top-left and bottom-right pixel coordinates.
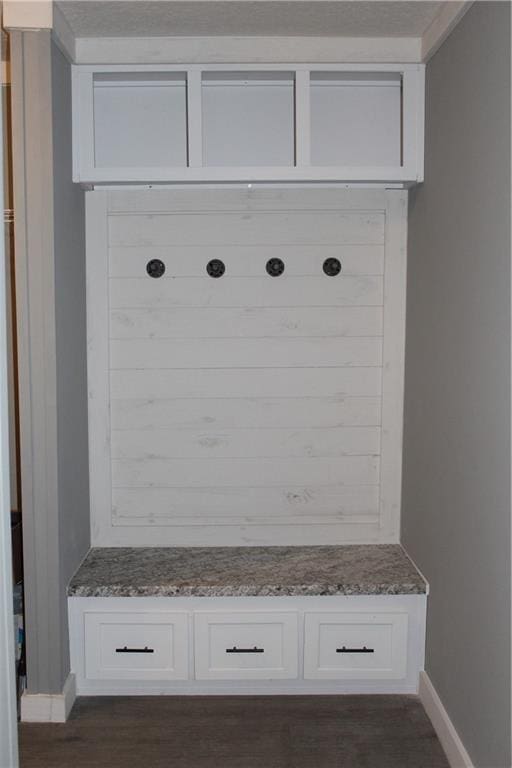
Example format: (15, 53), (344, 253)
(226, 646), (264, 654)
(115, 646), (155, 654)
(336, 646), (374, 654)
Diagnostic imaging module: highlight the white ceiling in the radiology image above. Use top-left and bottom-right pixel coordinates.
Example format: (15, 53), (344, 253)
(57, 0), (444, 38)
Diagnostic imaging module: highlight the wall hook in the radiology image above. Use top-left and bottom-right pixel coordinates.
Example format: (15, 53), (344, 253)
(146, 259), (165, 278)
(323, 257), (341, 276)
(266, 258), (285, 277)
(207, 259), (226, 278)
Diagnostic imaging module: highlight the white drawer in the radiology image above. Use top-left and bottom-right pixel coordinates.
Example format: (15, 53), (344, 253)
(84, 611), (189, 681)
(304, 612), (408, 680)
(194, 611), (298, 680)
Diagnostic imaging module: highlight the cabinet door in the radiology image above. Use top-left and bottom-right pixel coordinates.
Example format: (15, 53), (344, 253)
(304, 612), (408, 680)
(194, 611), (298, 680)
(84, 611), (189, 680)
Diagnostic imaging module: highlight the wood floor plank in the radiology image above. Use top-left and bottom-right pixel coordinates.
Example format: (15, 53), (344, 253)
(19, 695), (449, 768)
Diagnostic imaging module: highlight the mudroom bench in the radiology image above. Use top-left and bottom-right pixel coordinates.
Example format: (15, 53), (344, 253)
(68, 544), (427, 696)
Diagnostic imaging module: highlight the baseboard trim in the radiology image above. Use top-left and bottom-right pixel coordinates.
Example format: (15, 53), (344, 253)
(419, 671), (474, 768)
(21, 672), (76, 723)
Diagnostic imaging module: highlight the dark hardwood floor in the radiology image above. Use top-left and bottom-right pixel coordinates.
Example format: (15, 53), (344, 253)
(19, 695), (449, 768)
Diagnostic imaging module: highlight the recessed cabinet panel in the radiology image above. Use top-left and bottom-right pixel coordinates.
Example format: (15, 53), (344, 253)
(303, 612), (408, 680)
(93, 73), (188, 168)
(194, 611), (299, 679)
(311, 73), (402, 167)
(84, 611), (189, 680)
(202, 72), (295, 167)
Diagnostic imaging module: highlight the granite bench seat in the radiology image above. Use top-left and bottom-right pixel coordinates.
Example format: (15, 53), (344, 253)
(68, 544), (427, 598)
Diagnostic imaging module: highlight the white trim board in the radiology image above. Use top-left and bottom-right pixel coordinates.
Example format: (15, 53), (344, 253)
(74, 36), (423, 66)
(419, 671), (475, 768)
(3, 0), (53, 31)
(21, 673), (76, 723)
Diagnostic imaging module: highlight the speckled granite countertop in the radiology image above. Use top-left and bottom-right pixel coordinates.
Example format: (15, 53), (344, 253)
(68, 545), (427, 598)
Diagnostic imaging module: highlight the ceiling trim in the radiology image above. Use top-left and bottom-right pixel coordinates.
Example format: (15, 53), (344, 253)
(7, 0), (473, 66)
(52, 1), (75, 61)
(421, 0), (473, 61)
(3, 0), (52, 30)
(74, 35), (423, 65)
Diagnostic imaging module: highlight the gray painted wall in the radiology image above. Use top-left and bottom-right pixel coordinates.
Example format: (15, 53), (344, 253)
(11, 31), (90, 694)
(402, 3), (511, 767)
(52, 41), (90, 684)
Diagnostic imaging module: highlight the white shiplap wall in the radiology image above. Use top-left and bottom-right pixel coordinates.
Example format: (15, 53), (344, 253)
(87, 189), (407, 546)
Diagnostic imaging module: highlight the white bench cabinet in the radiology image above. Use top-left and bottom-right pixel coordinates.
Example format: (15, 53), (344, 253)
(69, 594), (427, 696)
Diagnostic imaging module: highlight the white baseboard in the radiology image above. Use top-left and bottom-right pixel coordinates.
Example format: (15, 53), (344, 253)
(419, 671), (475, 768)
(21, 672), (76, 723)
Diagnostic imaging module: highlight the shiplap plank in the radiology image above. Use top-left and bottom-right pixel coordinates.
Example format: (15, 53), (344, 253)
(110, 367), (382, 399)
(109, 276), (383, 309)
(112, 456), (379, 488)
(110, 337), (382, 370)
(107, 189), (388, 215)
(108, 211), (385, 247)
(111, 426), (381, 460)
(110, 396), (382, 430)
(112, 484), (380, 520)
(109, 244), (384, 278)
(112, 517), (379, 534)
(110, 306), (383, 339)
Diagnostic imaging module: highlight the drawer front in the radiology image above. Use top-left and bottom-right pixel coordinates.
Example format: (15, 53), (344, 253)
(194, 611), (298, 680)
(304, 612), (408, 680)
(84, 612), (189, 680)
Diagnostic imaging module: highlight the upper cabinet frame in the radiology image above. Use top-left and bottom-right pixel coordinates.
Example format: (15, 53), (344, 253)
(72, 63), (425, 186)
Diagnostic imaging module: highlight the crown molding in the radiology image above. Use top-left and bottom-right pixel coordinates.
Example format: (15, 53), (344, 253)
(5, 0), (473, 67)
(52, 1), (76, 61)
(421, 1), (473, 62)
(75, 35), (423, 65)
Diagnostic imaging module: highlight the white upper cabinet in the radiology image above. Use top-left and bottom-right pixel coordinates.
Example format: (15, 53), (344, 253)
(310, 73), (401, 168)
(92, 73), (188, 170)
(202, 72), (296, 168)
(72, 64), (424, 185)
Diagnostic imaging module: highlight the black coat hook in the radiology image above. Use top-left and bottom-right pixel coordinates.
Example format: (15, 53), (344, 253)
(207, 259), (225, 278)
(146, 259), (165, 278)
(323, 258), (341, 276)
(266, 258), (285, 277)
